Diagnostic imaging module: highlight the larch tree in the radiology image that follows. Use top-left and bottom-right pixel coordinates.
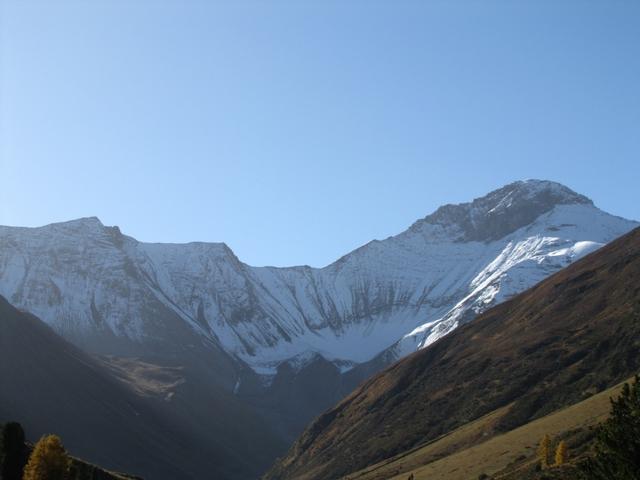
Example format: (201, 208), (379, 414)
(22, 434), (70, 480)
(537, 433), (552, 469)
(554, 440), (568, 466)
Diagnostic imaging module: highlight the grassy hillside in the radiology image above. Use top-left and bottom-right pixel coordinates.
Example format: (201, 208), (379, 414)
(264, 227), (640, 480)
(344, 378), (631, 480)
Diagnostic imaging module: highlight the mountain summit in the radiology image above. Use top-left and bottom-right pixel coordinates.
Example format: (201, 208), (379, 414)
(414, 180), (593, 242)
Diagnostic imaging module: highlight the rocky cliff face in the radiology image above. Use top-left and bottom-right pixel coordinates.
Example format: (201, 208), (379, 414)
(0, 180), (636, 380)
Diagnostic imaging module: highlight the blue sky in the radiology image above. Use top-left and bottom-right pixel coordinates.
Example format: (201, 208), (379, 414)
(1, 1), (638, 267)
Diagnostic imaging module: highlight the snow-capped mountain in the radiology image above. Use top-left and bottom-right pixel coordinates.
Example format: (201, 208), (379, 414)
(0, 180), (636, 376)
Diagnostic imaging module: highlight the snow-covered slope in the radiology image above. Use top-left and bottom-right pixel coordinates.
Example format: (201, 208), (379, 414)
(394, 204), (627, 357)
(0, 180), (636, 374)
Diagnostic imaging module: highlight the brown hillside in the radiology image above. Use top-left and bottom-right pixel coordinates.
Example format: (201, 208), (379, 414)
(264, 227), (640, 480)
(345, 378), (631, 480)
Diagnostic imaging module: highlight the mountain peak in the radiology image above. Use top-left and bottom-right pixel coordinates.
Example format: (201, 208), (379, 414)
(52, 216), (104, 228)
(43, 216), (110, 236)
(495, 179), (592, 204)
(413, 180), (593, 242)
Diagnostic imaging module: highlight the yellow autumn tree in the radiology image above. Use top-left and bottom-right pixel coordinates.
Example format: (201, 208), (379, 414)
(22, 434), (70, 480)
(537, 433), (552, 469)
(555, 440), (568, 466)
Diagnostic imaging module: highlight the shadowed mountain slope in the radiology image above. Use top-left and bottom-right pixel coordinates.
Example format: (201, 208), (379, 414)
(0, 296), (284, 480)
(264, 226), (640, 480)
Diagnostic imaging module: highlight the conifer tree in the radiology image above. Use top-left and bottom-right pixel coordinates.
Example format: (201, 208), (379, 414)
(537, 433), (552, 469)
(0, 422), (28, 480)
(22, 434), (70, 480)
(579, 375), (640, 479)
(554, 440), (568, 466)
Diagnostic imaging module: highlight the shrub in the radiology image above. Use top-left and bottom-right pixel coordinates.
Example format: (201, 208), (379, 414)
(538, 433), (552, 469)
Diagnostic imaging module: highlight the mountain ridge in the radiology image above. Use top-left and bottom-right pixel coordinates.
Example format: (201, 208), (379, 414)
(0, 179), (635, 376)
(2, 180), (601, 265)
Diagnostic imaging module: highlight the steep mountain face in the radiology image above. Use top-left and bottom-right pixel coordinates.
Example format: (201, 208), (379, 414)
(264, 226), (640, 480)
(1, 180), (637, 478)
(0, 296), (285, 480)
(0, 180), (635, 379)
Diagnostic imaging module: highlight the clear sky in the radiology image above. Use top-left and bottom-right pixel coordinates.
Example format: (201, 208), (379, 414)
(1, 1), (638, 267)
